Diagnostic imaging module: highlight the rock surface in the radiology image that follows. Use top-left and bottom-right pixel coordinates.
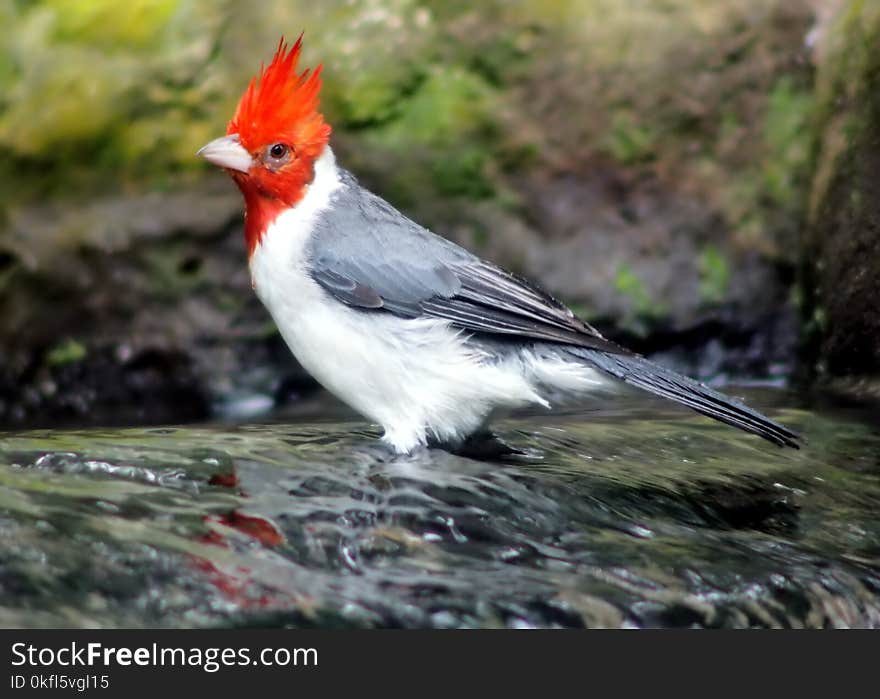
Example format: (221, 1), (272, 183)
(804, 0), (880, 382)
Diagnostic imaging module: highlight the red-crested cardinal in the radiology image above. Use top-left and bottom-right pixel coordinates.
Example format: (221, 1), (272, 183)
(198, 37), (800, 454)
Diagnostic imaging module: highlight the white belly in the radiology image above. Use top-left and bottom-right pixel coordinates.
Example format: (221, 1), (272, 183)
(253, 249), (547, 451)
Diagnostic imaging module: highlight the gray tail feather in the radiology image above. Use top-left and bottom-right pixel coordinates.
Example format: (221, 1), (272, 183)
(571, 349), (802, 448)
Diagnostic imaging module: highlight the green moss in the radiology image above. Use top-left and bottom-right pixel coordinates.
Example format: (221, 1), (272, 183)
(0, 0), (223, 206)
(432, 149), (495, 198)
(698, 246), (731, 304)
(0, 47), (135, 157)
(393, 68), (492, 142)
(46, 0), (178, 49)
(324, 54), (424, 129)
(761, 76), (814, 208)
(614, 263), (665, 319)
(605, 110), (658, 165)
(46, 338), (86, 367)
(801, 0), (880, 376)
(360, 66), (498, 201)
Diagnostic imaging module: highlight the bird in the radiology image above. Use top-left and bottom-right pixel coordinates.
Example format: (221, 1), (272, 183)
(197, 36), (800, 455)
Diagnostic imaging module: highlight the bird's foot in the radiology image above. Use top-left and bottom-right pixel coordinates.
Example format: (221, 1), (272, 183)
(441, 430), (525, 461)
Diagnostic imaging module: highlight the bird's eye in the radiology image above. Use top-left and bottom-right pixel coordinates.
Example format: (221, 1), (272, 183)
(263, 143), (293, 170)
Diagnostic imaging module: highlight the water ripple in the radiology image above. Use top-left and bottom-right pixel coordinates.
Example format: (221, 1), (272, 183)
(0, 391), (878, 628)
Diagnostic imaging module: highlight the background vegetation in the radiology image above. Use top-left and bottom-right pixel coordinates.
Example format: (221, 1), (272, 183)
(0, 0), (876, 427)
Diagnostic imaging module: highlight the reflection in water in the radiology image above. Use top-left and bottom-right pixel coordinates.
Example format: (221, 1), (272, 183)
(0, 391), (878, 628)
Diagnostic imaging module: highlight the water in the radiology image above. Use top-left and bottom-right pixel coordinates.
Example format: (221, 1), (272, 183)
(0, 390), (878, 628)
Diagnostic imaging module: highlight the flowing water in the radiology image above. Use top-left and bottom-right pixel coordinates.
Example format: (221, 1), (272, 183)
(0, 389), (878, 628)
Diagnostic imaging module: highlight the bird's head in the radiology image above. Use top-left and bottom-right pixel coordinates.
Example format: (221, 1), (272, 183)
(198, 36), (331, 255)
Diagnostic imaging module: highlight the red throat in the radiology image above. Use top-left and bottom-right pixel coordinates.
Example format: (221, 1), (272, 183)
(239, 185), (291, 258)
(227, 36), (331, 257)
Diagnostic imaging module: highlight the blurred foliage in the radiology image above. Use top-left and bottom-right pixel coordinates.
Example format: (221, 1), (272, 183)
(0, 0), (830, 367)
(0, 0), (225, 206)
(5, 0), (880, 421)
(0, 0), (816, 231)
(763, 77), (814, 209)
(613, 263), (666, 321)
(45, 338), (87, 367)
(698, 246), (732, 305)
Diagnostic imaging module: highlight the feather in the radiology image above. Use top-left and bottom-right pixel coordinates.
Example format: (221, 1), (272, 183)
(228, 36), (331, 162)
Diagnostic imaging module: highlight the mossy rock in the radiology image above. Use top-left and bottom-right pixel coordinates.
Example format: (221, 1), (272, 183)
(804, 0), (880, 377)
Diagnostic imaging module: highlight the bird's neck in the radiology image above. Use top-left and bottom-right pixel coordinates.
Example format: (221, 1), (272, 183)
(242, 145), (339, 258)
(242, 189), (288, 258)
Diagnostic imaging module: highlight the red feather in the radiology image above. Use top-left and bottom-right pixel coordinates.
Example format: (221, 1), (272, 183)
(228, 35), (330, 158)
(226, 35), (332, 256)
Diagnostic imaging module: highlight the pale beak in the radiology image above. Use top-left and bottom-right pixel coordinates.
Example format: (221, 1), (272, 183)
(197, 134), (253, 173)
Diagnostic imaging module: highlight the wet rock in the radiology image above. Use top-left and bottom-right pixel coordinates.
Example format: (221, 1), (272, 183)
(0, 346), (210, 428)
(0, 183), (313, 427)
(804, 0), (880, 379)
(0, 400), (877, 628)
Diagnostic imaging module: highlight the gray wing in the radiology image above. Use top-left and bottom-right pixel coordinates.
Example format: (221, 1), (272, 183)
(306, 172), (628, 354)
